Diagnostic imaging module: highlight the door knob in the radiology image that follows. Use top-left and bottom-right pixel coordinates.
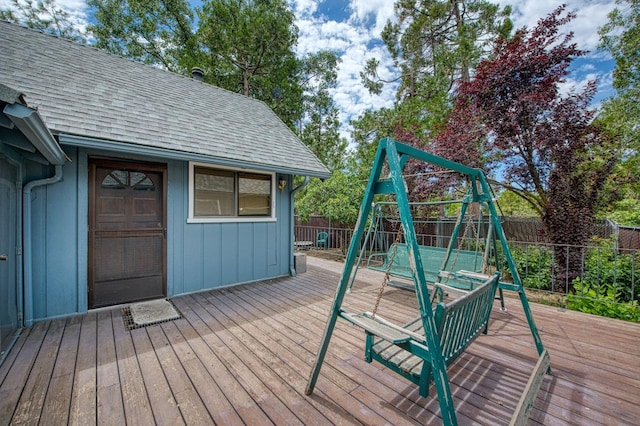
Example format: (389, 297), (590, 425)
(0, 254), (7, 261)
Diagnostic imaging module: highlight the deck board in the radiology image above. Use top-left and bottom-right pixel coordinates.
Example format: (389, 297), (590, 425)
(145, 321), (213, 424)
(12, 320), (62, 424)
(112, 309), (155, 424)
(40, 315), (81, 425)
(129, 326), (184, 425)
(68, 312), (97, 425)
(1, 256), (640, 425)
(0, 321), (49, 425)
(96, 310), (125, 425)
(190, 293), (304, 425)
(198, 293), (345, 423)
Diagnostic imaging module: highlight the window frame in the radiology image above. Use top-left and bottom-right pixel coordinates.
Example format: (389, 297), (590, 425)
(188, 162), (277, 223)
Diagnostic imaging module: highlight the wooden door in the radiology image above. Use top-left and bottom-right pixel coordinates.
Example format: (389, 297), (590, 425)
(0, 155), (18, 357)
(89, 159), (167, 308)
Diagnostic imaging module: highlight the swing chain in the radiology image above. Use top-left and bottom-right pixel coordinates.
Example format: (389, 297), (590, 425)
(467, 212), (489, 272)
(444, 211), (475, 285)
(371, 223), (403, 318)
(443, 208), (487, 286)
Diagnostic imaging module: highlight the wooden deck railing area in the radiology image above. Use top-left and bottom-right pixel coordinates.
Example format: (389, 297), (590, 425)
(1, 256), (639, 424)
(295, 224), (640, 311)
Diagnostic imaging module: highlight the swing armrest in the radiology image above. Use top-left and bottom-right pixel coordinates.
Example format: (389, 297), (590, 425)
(340, 311), (413, 344)
(454, 270), (491, 281)
(362, 312), (426, 342)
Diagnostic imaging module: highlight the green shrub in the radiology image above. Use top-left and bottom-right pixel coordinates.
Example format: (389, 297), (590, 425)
(565, 238), (640, 321)
(508, 237), (640, 322)
(578, 238), (639, 304)
(566, 278), (640, 322)
(509, 245), (554, 291)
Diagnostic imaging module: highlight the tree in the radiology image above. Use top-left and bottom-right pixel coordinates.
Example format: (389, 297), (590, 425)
(595, 96), (640, 225)
(496, 190), (539, 217)
(295, 168), (366, 252)
(298, 90), (347, 171)
(606, 198), (640, 226)
(88, 0), (196, 71)
(298, 50), (347, 171)
(295, 167), (365, 227)
(431, 6), (616, 292)
(359, 0), (512, 141)
(598, 0), (640, 224)
(196, 0), (303, 128)
(347, 107), (407, 186)
(89, 0), (308, 129)
(600, 0), (640, 96)
(1, 0), (86, 42)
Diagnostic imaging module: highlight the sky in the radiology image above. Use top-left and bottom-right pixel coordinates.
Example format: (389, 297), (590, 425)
(1, 0), (620, 142)
(290, 0), (618, 140)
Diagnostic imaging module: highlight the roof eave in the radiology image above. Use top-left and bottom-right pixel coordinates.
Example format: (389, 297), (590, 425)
(3, 103), (68, 165)
(59, 133), (332, 179)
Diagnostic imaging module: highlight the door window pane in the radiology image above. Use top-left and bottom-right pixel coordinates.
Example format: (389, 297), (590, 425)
(101, 170), (155, 191)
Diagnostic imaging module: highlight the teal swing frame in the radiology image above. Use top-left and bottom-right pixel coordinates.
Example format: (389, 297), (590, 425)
(305, 138), (549, 425)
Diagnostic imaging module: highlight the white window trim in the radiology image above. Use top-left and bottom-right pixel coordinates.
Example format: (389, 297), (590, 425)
(188, 161), (277, 223)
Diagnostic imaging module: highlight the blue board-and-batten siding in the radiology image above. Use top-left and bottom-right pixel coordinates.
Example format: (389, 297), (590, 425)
(169, 160), (289, 296)
(26, 146), (293, 322)
(30, 154), (80, 320)
(178, 221), (279, 294)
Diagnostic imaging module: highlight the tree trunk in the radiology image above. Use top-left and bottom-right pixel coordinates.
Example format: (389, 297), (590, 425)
(544, 202), (594, 293)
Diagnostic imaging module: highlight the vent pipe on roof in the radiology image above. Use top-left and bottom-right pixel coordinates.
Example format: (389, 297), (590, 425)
(191, 67), (205, 81)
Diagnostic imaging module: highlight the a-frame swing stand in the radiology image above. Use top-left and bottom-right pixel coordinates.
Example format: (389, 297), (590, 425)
(305, 138), (549, 425)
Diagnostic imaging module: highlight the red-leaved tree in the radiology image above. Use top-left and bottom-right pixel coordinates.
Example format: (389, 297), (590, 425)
(404, 5), (616, 292)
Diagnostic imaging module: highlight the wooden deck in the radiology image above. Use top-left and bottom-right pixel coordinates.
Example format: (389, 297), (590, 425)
(1, 256), (639, 425)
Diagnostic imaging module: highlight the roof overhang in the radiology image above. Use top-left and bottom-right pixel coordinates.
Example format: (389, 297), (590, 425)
(59, 133), (332, 179)
(3, 103), (68, 165)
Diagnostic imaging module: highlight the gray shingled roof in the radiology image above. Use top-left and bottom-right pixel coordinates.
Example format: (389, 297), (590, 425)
(0, 82), (26, 105)
(0, 22), (330, 178)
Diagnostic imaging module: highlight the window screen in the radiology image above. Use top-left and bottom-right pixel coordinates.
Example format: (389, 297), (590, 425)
(193, 167), (272, 218)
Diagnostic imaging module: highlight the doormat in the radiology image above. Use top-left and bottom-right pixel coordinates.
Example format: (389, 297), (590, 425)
(121, 298), (182, 331)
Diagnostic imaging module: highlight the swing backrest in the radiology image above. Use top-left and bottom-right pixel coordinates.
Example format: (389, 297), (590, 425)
(370, 243), (485, 281)
(434, 272), (500, 364)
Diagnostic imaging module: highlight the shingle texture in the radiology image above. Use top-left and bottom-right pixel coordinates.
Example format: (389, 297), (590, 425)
(0, 82), (26, 105)
(0, 22), (330, 177)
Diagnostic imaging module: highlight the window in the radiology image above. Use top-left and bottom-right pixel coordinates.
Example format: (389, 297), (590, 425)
(238, 173), (271, 216)
(194, 168), (235, 216)
(190, 164), (275, 222)
(101, 170), (155, 191)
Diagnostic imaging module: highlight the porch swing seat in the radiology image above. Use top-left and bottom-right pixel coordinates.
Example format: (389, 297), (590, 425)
(341, 272), (500, 397)
(367, 243), (486, 291)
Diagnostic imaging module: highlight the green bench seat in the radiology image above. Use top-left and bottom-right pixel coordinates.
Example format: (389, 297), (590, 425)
(341, 272), (499, 397)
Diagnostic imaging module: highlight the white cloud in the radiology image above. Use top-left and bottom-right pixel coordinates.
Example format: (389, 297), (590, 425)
(0, 0), (90, 32)
(495, 0), (616, 52)
(293, 0), (398, 143)
(0, 0), (88, 20)
(301, 1), (618, 143)
(291, 0), (319, 16)
(579, 63), (597, 72)
(347, 0), (396, 34)
(1, 0), (617, 143)
(293, 0), (401, 143)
